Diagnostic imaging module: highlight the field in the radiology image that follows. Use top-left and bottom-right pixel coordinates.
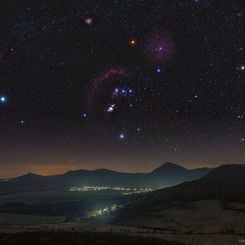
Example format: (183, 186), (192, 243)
(1, 190), (245, 244)
(0, 189), (135, 217)
(0, 212), (245, 245)
(0, 232), (182, 245)
(118, 200), (245, 234)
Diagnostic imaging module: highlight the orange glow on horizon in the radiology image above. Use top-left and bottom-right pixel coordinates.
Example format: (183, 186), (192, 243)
(1, 159), (223, 179)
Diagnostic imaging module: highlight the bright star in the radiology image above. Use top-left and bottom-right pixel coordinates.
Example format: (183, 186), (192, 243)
(0, 96), (6, 104)
(119, 133), (125, 139)
(129, 39), (137, 46)
(156, 68), (161, 73)
(155, 46), (163, 52)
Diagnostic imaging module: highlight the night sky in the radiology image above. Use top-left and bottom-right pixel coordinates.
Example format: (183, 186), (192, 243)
(0, 0), (244, 178)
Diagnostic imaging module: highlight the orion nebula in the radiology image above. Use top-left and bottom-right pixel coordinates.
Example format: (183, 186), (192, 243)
(144, 32), (174, 63)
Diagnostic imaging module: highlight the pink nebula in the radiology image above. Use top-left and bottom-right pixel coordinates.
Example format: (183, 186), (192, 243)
(92, 67), (127, 90)
(84, 17), (93, 25)
(145, 32), (174, 63)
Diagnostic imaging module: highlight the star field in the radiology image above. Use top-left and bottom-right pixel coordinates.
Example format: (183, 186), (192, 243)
(0, 0), (244, 177)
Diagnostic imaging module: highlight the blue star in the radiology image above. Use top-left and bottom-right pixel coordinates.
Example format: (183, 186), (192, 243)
(0, 96), (7, 104)
(119, 133), (125, 139)
(156, 68), (161, 73)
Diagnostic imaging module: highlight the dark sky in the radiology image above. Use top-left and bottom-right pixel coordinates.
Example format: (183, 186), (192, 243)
(0, 0), (244, 177)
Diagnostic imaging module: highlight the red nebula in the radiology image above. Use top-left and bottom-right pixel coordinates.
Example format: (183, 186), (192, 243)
(144, 32), (174, 63)
(92, 67), (127, 90)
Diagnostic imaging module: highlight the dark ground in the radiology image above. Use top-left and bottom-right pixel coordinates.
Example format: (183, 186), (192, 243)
(0, 232), (183, 245)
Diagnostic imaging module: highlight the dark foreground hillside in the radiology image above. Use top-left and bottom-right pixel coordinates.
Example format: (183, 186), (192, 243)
(119, 164), (245, 217)
(0, 232), (182, 245)
(115, 165), (245, 233)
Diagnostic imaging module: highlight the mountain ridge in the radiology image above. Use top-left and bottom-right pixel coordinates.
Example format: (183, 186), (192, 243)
(119, 164), (245, 218)
(10, 162), (211, 178)
(0, 162), (211, 193)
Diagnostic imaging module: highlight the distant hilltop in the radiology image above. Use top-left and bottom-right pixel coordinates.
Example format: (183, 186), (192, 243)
(0, 162), (213, 193)
(1, 163), (244, 195)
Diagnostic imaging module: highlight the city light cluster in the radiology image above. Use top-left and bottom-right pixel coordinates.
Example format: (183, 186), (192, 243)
(88, 203), (123, 218)
(69, 186), (153, 194)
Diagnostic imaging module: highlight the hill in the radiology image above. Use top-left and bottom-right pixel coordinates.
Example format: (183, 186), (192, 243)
(0, 163), (210, 193)
(116, 164), (245, 233)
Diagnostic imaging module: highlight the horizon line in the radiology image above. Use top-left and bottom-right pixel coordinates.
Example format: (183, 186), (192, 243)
(0, 161), (227, 179)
